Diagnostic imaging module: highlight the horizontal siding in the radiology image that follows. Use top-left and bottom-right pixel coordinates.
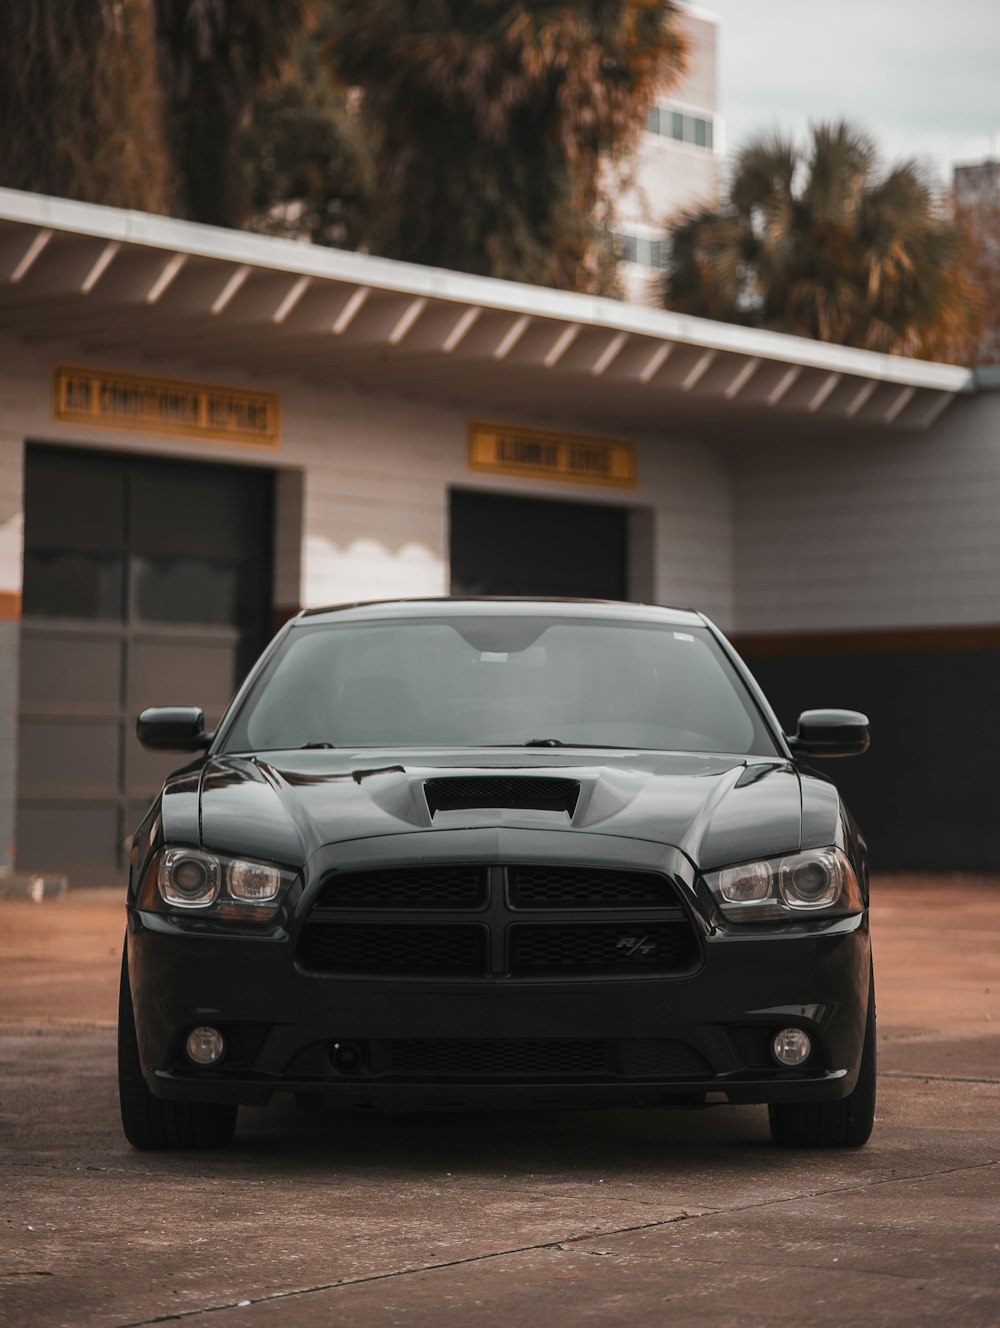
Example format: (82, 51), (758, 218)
(733, 393), (1000, 633)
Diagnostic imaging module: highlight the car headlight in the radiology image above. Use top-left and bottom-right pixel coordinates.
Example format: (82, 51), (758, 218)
(704, 848), (863, 922)
(142, 848), (293, 923)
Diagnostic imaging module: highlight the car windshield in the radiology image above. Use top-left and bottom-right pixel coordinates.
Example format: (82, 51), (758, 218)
(221, 615), (778, 755)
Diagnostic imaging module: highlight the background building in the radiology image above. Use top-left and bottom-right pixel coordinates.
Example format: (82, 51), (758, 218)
(614, 5), (721, 304)
(954, 158), (1000, 207)
(0, 186), (995, 883)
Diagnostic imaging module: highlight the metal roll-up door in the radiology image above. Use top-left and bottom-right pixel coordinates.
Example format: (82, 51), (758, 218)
(449, 491), (628, 599)
(17, 444), (274, 884)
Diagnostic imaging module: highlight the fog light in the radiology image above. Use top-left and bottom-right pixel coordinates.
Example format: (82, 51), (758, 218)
(772, 1027), (812, 1067)
(331, 1041), (363, 1073)
(186, 1026), (225, 1065)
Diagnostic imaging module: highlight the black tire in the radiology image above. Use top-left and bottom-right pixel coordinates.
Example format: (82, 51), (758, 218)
(118, 942), (238, 1150)
(768, 981), (877, 1148)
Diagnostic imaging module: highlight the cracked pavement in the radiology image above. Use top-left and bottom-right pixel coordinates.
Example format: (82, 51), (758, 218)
(1, 877), (998, 1327)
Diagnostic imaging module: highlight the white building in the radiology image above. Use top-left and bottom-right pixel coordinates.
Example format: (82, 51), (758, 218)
(614, 5), (721, 304)
(0, 187), (995, 882)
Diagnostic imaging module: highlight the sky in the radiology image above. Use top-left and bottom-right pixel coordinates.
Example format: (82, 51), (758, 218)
(687, 0), (1000, 183)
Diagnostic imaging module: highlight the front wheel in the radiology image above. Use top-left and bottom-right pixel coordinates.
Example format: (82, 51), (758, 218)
(768, 982), (876, 1148)
(117, 942), (238, 1150)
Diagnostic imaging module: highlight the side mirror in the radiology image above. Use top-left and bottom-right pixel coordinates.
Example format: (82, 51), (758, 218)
(788, 709), (870, 759)
(136, 706), (211, 752)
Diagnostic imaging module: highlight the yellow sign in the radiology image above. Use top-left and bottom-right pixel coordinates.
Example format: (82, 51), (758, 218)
(469, 421), (635, 488)
(53, 365), (280, 448)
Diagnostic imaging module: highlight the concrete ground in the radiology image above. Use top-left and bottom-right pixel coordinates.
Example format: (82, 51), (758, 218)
(1, 877), (998, 1327)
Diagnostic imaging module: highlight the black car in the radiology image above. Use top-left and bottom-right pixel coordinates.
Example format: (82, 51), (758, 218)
(119, 598), (874, 1150)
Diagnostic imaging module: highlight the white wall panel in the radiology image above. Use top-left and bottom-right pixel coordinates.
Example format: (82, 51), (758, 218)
(732, 393), (1000, 633)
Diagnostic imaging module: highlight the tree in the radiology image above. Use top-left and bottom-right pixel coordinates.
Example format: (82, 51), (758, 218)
(240, 16), (376, 250)
(942, 174), (1000, 365)
(0, 0), (171, 214)
(318, 0), (687, 291)
(154, 0), (313, 227)
(663, 121), (980, 359)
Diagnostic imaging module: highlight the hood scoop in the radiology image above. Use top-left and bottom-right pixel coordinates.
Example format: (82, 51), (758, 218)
(424, 775), (581, 817)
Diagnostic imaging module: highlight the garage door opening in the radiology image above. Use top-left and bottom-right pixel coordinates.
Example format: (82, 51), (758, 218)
(17, 444), (274, 884)
(449, 491), (630, 600)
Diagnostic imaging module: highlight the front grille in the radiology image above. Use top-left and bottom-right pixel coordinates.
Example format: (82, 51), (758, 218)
(314, 866), (487, 911)
(390, 1038), (607, 1078)
(301, 923), (487, 975)
(510, 923), (696, 975)
(388, 1038), (710, 1080)
(729, 1024), (777, 1070)
(510, 866), (669, 909)
(425, 776), (579, 815)
(281, 1036), (712, 1082)
(619, 1038), (711, 1078)
(298, 862), (699, 980)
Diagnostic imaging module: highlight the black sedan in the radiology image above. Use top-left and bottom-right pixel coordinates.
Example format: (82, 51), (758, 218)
(119, 598), (875, 1150)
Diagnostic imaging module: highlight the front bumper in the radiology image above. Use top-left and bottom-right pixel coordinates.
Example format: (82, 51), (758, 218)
(127, 829), (871, 1111)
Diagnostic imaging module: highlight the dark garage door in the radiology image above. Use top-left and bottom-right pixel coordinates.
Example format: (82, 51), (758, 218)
(450, 491), (628, 599)
(17, 445), (274, 884)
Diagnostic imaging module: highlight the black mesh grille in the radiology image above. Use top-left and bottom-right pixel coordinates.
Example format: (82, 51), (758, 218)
(510, 866), (672, 909)
(510, 923), (696, 975)
(300, 861), (699, 980)
(387, 1038), (710, 1080)
(425, 776), (579, 815)
(619, 1039), (712, 1078)
(314, 866), (488, 911)
(728, 1025), (777, 1070)
(389, 1038), (607, 1078)
(221, 1023), (270, 1068)
(300, 924), (487, 975)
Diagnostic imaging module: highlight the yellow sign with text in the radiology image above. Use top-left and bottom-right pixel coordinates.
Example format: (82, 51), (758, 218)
(468, 422), (636, 489)
(53, 364), (280, 448)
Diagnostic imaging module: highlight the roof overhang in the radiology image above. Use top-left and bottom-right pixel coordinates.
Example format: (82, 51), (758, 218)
(0, 188), (974, 440)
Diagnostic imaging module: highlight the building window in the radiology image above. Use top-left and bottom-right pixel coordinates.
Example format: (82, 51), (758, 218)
(614, 232), (670, 271)
(648, 104), (714, 151)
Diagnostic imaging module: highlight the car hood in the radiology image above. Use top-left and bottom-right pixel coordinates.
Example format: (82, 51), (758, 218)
(188, 748), (803, 873)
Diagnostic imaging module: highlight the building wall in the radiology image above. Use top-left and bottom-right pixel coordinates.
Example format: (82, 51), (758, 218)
(731, 393), (1000, 635)
(729, 390), (1000, 869)
(616, 9), (721, 304)
(0, 341), (737, 626)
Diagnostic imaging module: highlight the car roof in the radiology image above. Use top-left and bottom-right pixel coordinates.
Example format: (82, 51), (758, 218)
(295, 597), (708, 629)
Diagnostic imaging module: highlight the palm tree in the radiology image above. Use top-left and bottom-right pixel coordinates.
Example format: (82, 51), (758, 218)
(320, 0), (688, 291)
(663, 121), (980, 359)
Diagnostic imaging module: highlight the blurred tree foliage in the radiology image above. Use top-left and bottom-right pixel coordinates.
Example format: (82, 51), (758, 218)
(239, 10), (375, 250)
(662, 121), (981, 360)
(312, 0), (686, 291)
(0, 0), (172, 213)
(155, 0), (313, 227)
(942, 184), (1000, 366)
(0, 0), (685, 294)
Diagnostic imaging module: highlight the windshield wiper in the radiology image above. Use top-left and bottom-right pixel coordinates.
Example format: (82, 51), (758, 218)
(522, 737), (567, 747)
(300, 741), (336, 749)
